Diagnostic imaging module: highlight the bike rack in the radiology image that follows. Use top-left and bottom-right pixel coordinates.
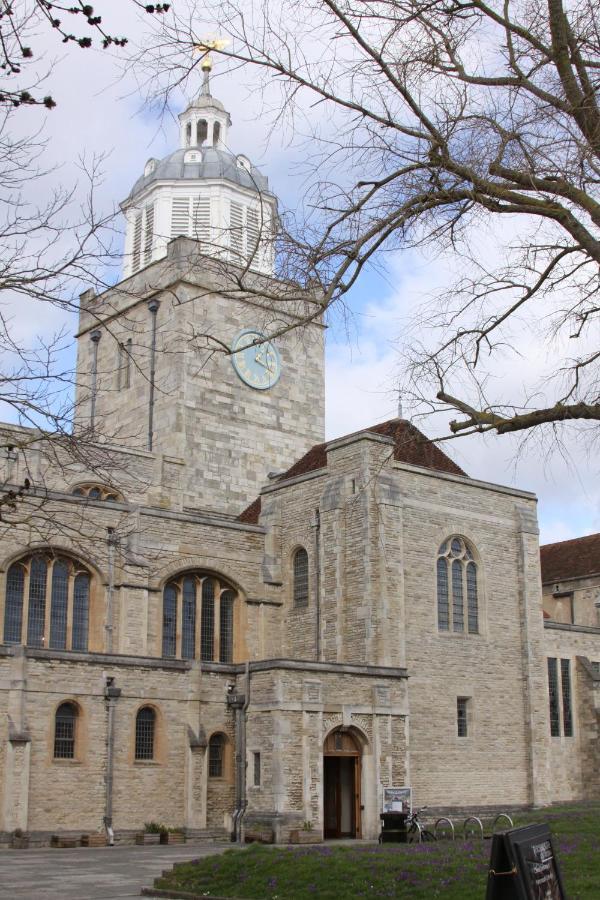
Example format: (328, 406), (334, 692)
(434, 817), (455, 840)
(463, 816), (484, 839)
(492, 813), (514, 831)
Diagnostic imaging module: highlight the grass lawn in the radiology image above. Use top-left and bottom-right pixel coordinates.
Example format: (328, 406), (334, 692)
(153, 804), (600, 899)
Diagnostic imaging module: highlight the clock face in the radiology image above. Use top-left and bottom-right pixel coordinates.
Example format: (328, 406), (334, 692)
(231, 329), (282, 390)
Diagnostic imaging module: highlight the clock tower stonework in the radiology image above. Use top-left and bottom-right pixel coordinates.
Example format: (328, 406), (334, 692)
(75, 87), (324, 517)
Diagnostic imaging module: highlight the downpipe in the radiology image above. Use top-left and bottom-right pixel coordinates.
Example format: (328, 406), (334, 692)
(103, 676), (121, 846)
(228, 662), (251, 844)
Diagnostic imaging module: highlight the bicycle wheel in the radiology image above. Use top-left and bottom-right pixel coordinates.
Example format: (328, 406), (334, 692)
(420, 829), (437, 842)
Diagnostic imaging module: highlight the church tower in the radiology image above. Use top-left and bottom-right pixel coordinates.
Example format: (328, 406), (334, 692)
(75, 73), (325, 516)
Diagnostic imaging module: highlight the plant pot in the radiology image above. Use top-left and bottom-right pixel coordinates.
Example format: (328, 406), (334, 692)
(162, 832), (185, 844)
(288, 830), (322, 844)
(81, 834), (108, 847)
(135, 832), (162, 845)
(11, 837), (29, 849)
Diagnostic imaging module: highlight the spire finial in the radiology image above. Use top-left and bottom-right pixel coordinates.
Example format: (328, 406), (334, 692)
(397, 386), (404, 419)
(195, 37), (230, 96)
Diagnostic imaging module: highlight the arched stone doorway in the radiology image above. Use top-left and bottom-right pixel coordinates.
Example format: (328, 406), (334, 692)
(323, 729), (362, 839)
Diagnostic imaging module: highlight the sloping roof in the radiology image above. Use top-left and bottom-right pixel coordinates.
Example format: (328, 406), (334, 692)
(237, 418), (466, 525)
(540, 532), (600, 584)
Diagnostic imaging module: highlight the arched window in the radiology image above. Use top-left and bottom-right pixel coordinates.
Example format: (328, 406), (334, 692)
(135, 706), (155, 760)
(437, 537), (479, 634)
(208, 733), (225, 777)
(213, 121), (221, 146)
(293, 548), (309, 608)
(71, 483), (123, 502)
(161, 573), (237, 662)
(3, 554), (91, 650)
(196, 119), (208, 145)
(54, 702), (78, 759)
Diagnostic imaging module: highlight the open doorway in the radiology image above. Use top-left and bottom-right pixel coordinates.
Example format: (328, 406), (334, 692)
(323, 729), (361, 839)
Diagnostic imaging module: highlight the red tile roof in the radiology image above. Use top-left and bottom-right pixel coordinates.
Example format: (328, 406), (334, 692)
(237, 418), (466, 525)
(540, 532), (600, 584)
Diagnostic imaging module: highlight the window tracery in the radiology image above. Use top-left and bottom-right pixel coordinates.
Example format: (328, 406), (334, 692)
(437, 537), (479, 634)
(3, 554), (91, 650)
(161, 573), (237, 663)
(71, 484), (123, 502)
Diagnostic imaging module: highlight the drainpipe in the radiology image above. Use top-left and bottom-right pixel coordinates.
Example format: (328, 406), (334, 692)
(227, 664), (251, 844)
(103, 676), (121, 845)
(237, 663), (251, 843)
(147, 299), (160, 451)
(89, 329), (101, 434)
(312, 508), (321, 662)
(105, 528), (119, 654)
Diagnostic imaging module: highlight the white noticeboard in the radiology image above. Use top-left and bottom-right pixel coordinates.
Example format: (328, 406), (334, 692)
(382, 787), (412, 814)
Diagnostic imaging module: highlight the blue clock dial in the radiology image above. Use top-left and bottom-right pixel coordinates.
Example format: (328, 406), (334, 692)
(231, 329), (282, 390)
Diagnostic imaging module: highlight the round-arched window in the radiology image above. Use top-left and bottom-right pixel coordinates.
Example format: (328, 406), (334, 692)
(3, 554), (91, 651)
(161, 573), (237, 663)
(54, 702), (79, 759)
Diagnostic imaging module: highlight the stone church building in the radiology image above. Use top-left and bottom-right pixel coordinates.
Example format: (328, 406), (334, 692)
(0, 82), (599, 845)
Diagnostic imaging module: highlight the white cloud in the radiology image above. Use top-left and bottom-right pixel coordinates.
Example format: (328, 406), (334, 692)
(2, 9), (598, 546)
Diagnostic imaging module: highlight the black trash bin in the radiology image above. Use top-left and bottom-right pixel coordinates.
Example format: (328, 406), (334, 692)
(379, 812), (408, 843)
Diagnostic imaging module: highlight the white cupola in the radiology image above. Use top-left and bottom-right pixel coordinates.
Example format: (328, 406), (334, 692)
(120, 63), (277, 280)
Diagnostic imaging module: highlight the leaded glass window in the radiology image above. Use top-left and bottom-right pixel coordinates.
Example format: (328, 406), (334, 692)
(466, 562), (478, 633)
(162, 585), (177, 658)
(436, 538), (479, 634)
(27, 555), (47, 647)
(457, 697), (469, 737)
(219, 590), (234, 663)
(72, 573), (90, 652)
(560, 658), (573, 737)
(548, 657), (560, 737)
(161, 573), (237, 663)
(5, 555), (92, 651)
(4, 563), (24, 643)
(135, 706), (155, 760)
(201, 578), (215, 662)
(452, 559), (464, 632)
(49, 559), (69, 649)
(208, 733), (225, 777)
(436, 557), (449, 630)
(54, 702), (78, 759)
(182, 577), (196, 660)
(293, 548), (309, 608)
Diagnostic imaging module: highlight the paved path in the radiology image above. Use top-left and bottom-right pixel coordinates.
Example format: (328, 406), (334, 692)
(0, 842), (229, 900)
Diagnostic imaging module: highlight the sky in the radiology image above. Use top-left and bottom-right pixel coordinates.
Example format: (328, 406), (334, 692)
(3, 3), (599, 545)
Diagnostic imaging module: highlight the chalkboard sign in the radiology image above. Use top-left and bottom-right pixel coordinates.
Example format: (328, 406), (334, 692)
(486, 823), (566, 900)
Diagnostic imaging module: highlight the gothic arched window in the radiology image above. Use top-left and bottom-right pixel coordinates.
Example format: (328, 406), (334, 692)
(161, 573), (237, 662)
(3, 554), (91, 650)
(293, 548), (309, 608)
(135, 706), (156, 760)
(437, 537), (479, 634)
(54, 702), (79, 759)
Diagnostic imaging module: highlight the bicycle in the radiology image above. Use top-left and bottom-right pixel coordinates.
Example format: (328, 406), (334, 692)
(406, 806), (437, 842)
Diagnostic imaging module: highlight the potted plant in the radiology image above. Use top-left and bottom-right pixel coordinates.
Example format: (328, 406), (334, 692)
(289, 821), (322, 844)
(11, 828), (29, 850)
(160, 827), (185, 844)
(135, 822), (165, 845)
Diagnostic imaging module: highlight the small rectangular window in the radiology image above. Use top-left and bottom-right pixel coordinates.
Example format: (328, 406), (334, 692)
(548, 657), (560, 737)
(561, 658), (573, 737)
(591, 661), (600, 673)
(457, 697), (469, 738)
(253, 751), (261, 787)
